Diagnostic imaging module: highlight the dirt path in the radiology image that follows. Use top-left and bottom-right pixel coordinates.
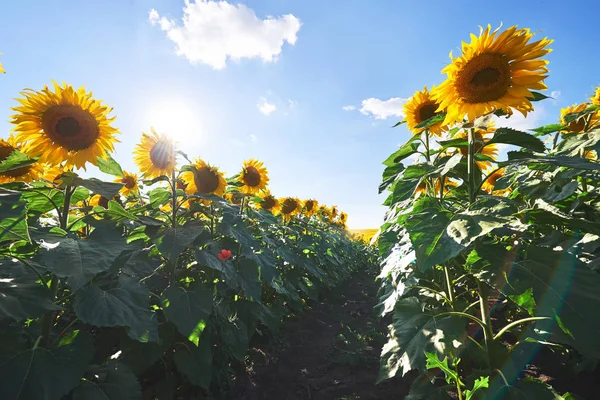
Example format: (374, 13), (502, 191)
(235, 269), (412, 400)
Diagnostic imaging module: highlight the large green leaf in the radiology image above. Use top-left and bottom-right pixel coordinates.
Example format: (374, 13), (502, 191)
(96, 154), (125, 177)
(0, 188), (29, 243)
(502, 156), (600, 170)
(72, 362), (141, 400)
(237, 257), (262, 302)
(156, 220), (208, 263)
(173, 334), (212, 390)
(162, 284), (212, 345)
(0, 331), (93, 400)
(22, 188), (64, 214)
(487, 377), (562, 400)
(378, 297), (465, 382)
(0, 280), (60, 320)
(486, 128), (546, 152)
(74, 276), (158, 342)
(120, 323), (176, 376)
(382, 137), (421, 167)
(0, 150), (37, 174)
(38, 224), (128, 290)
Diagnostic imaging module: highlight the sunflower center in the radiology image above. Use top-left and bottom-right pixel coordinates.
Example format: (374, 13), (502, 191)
(121, 175), (136, 189)
(194, 167), (220, 194)
(150, 141), (172, 170)
(457, 53), (511, 103)
(418, 103), (438, 123)
(281, 199), (297, 214)
(243, 166), (261, 187)
(0, 144), (32, 178)
(305, 201), (314, 211)
(262, 196), (276, 210)
(42, 105), (100, 151)
(568, 118), (586, 133)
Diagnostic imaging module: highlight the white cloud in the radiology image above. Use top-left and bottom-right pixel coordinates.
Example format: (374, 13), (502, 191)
(493, 105), (547, 131)
(342, 105), (356, 111)
(359, 97), (406, 120)
(551, 90), (561, 100)
(250, 134), (257, 142)
(257, 97), (276, 115)
(149, 1), (301, 69)
(288, 99), (298, 108)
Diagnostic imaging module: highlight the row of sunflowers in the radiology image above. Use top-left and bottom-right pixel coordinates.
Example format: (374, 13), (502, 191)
(377, 24), (600, 399)
(0, 54), (372, 399)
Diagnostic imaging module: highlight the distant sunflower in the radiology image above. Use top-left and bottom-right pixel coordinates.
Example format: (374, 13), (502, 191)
(481, 168), (510, 195)
(225, 192), (244, 205)
(415, 177), (458, 198)
(259, 190), (280, 214)
(319, 205), (331, 221)
(280, 197), (300, 221)
(302, 199), (319, 217)
(89, 194), (109, 208)
(560, 103), (600, 133)
(11, 82), (119, 169)
(330, 205), (339, 219)
(454, 123), (499, 170)
(114, 171), (139, 197)
(591, 87), (600, 106)
(0, 135), (44, 183)
(404, 86), (446, 136)
(133, 128), (175, 178)
(433, 25), (553, 125)
(238, 159), (269, 195)
(338, 212), (348, 226)
(180, 159), (227, 198)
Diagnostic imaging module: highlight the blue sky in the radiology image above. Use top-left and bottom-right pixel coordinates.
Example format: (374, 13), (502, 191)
(1, 0), (599, 228)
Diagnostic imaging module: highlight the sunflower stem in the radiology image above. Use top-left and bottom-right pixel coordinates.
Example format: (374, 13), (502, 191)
(444, 265), (455, 309)
(477, 280), (493, 370)
(169, 169), (178, 285)
(467, 128), (476, 203)
(40, 185), (74, 347)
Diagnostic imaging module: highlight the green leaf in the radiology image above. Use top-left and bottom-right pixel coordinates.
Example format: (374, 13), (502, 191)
(405, 373), (453, 400)
(542, 180), (578, 203)
(148, 187), (171, 207)
(0, 280), (60, 320)
(97, 154), (125, 177)
(488, 377), (562, 399)
(72, 362), (141, 400)
(156, 221), (208, 263)
(465, 376), (489, 400)
(120, 323), (176, 376)
(424, 352), (459, 384)
(392, 120), (406, 128)
(173, 333), (212, 390)
(60, 175), (124, 199)
(527, 91), (550, 102)
(508, 288), (536, 316)
(38, 224), (128, 290)
(0, 188), (30, 243)
(378, 297), (465, 382)
(502, 156), (600, 170)
(74, 276), (158, 342)
(415, 113), (445, 129)
(106, 200), (140, 222)
(71, 187), (91, 204)
(0, 150), (37, 174)
(379, 162), (404, 194)
(486, 128), (546, 152)
(532, 124), (566, 135)
(237, 257), (262, 302)
(0, 331), (93, 400)
(382, 137), (421, 167)
(162, 284), (212, 345)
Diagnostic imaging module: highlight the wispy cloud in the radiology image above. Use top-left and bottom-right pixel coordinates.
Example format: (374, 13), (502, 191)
(359, 97), (406, 119)
(257, 97), (276, 116)
(148, 1), (301, 69)
(342, 105), (356, 111)
(250, 134), (258, 142)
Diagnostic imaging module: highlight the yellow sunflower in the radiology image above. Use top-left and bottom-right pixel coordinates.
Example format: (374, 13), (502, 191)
(238, 159), (269, 195)
(0, 135), (44, 184)
(279, 197), (300, 221)
(591, 86), (600, 106)
(560, 103), (600, 133)
(330, 205), (339, 219)
(114, 171), (139, 197)
(225, 192), (244, 205)
(319, 205), (331, 221)
(302, 199), (319, 217)
(454, 123), (499, 170)
(89, 194), (109, 208)
(133, 128), (175, 179)
(415, 178), (458, 198)
(433, 25), (553, 125)
(481, 168), (510, 195)
(11, 81), (119, 169)
(259, 190), (281, 214)
(180, 159), (227, 198)
(404, 85), (446, 136)
(42, 164), (67, 184)
(338, 212), (348, 226)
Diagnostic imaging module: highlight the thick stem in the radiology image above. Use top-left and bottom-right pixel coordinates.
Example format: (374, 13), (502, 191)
(477, 280), (493, 369)
(444, 265), (455, 309)
(579, 149), (589, 193)
(467, 129), (476, 203)
(169, 170), (178, 285)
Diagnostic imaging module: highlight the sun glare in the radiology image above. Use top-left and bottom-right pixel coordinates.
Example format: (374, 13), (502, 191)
(143, 98), (202, 144)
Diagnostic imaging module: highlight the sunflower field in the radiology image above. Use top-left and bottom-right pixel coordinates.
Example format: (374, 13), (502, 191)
(377, 25), (600, 398)
(0, 62), (375, 397)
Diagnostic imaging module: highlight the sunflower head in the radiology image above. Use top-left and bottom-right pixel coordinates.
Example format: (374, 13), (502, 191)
(302, 199), (319, 217)
(338, 212), (348, 226)
(433, 25), (553, 125)
(89, 194), (109, 208)
(415, 177), (458, 198)
(259, 190), (280, 214)
(0, 135), (44, 184)
(404, 86), (446, 136)
(560, 103), (600, 133)
(114, 171), (139, 197)
(225, 192), (244, 205)
(319, 205), (331, 220)
(482, 168), (510, 195)
(134, 128), (175, 179)
(279, 197), (300, 221)
(591, 86), (600, 106)
(11, 82), (119, 170)
(329, 205), (339, 219)
(180, 159), (227, 200)
(238, 159), (269, 195)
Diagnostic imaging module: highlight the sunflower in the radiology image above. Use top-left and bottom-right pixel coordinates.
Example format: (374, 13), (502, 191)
(433, 25), (553, 125)
(319, 205), (331, 221)
(114, 171), (139, 197)
(259, 190), (280, 214)
(279, 197), (300, 221)
(560, 103), (600, 133)
(481, 168), (510, 195)
(225, 192), (243, 205)
(180, 159), (227, 199)
(591, 86), (600, 106)
(404, 85), (446, 136)
(238, 159), (269, 195)
(454, 123), (499, 170)
(330, 205), (339, 219)
(338, 212), (348, 226)
(42, 164), (67, 184)
(89, 194), (109, 208)
(0, 135), (44, 183)
(11, 82), (119, 169)
(302, 199), (319, 217)
(415, 178), (458, 198)
(133, 128), (175, 178)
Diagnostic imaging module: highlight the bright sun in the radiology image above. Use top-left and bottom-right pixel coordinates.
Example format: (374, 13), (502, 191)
(143, 98), (203, 144)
